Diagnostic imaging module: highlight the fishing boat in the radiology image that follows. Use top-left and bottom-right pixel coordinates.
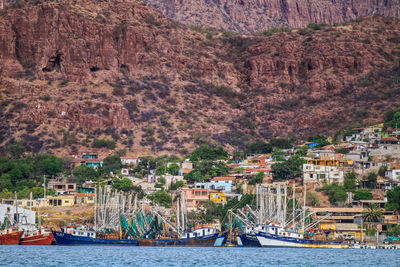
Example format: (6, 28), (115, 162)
(255, 224), (347, 248)
(238, 233), (260, 247)
(0, 228), (24, 245)
(20, 227), (54, 245)
(52, 226), (138, 246)
(136, 227), (226, 247)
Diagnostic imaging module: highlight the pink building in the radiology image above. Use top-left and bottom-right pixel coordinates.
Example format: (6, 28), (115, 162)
(181, 188), (210, 211)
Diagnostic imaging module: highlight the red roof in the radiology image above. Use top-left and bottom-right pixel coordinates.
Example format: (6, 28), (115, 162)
(75, 193), (95, 197)
(381, 137), (398, 141)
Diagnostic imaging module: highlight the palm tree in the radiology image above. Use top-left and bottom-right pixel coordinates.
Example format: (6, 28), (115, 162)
(362, 204), (383, 229)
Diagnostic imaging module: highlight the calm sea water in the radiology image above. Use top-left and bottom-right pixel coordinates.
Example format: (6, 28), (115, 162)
(0, 246), (399, 266)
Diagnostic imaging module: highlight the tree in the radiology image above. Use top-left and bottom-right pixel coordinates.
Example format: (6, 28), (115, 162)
(112, 178), (135, 192)
(269, 138), (294, 149)
(0, 188), (13, 199)
(271, 155), (305, 180)
(295, 146), (308, 157)
(387, 224), (400, 237)
(92, 139), (116, 149)
(156, 166), (166, 176)
(385, 186), (400, 212)
(195, 160), (229, 178)
(366, 172), (377, 189)
(343, 172), (357, 192)
(246, 141), (272, 154)
(147, 190), (171, 208)
(306, 192), (320, 206)
(6, 141), (25, 159)
(378, 165), (388, 177)
(189, 144), (227, 162)
(35, 154), (63, 177)
(322, 182), (347, 204)
(73, 165), (99, 182)
(103, 154), (122, 174)
(168, 163), (180, 176)
(362, 204), (383, 229)
(169, 180), (185, 190)
(158, 177), (166, 185)
(307, 136), (330, 148)
(354, 189), (373, 200)
(184, 170), (203, 183)
(249, 172), (264, 185)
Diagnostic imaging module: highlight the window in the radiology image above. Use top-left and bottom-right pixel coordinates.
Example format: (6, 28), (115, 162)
(68, 185), (74, 189)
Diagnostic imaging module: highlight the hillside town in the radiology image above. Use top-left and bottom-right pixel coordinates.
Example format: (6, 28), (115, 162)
(1, 123), (400, 247)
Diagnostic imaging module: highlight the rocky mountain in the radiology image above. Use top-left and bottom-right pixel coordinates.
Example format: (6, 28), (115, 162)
(141, 0), (400, 33)
(0, 0), (399, 156)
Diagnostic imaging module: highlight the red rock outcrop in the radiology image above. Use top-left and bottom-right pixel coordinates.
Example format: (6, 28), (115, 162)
(0, 0), (399, 156)
(141, 0), (400, 33)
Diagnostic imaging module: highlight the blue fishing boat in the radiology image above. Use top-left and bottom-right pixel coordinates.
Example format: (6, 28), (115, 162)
(238, 233), (260, 247)
(52, 227), (138, 246)
(137, 228), (227, 247)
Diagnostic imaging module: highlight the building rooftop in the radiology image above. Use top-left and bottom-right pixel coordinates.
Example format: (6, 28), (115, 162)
(212, 176), (236, 181)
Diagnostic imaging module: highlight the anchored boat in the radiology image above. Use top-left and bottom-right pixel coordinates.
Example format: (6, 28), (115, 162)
(255, 224), (347, 248)
(0, 228), (24, 245)
(136, 227), (226, 247)
(20, 227), (54, 245)
(52, 226), (138, 246)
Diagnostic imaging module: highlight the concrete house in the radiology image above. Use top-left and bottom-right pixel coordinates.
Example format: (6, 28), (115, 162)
(303, 164), (344, 184)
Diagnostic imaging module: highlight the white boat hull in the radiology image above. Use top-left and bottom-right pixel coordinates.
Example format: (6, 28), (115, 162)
(256, 234), (348, 248)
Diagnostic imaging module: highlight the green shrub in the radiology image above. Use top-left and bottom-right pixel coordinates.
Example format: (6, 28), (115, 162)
(92, 139), (116, 149)
(307, 23), (329, 31)
(354, 189), (373, 200)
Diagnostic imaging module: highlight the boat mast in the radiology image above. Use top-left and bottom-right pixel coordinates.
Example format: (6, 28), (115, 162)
(14, 191), (18, 227)
(94, 186), (97, 231)
(43, 175), (46, 207)
(302, 182), (307, 233)
(292, 181), (295, 229)
(283, 182), (287, 227)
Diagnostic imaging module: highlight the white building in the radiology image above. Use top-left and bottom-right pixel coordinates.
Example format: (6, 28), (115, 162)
(303, 164), (344, 184)
(0, 204), (36, 230)
(385, 169), (400, 180)
(121, 157), (140, 166)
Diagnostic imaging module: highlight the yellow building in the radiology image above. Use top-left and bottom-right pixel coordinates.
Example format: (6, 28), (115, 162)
(47, 195), (75, 207)
(306, 159), (353, 167)
(209, 192), (227, 203)
(2, 199), (46, 208)
(319, 221), (365, 241)
(75, 193), (95, 205)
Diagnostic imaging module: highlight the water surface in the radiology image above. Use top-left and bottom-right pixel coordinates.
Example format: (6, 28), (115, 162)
(1, 246), (399, 266)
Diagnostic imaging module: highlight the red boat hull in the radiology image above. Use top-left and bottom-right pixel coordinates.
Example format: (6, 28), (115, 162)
(20, 232), (54, 245)
(0, 231), (24, 245)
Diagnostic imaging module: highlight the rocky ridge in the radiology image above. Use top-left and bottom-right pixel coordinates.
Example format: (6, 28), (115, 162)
(141, 0), (400, 33)
(0, 0), (399, 156)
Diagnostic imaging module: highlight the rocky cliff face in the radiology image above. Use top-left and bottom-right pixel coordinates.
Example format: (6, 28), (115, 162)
(141, 0), (400, 33)
(0, 0), (399, 156)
